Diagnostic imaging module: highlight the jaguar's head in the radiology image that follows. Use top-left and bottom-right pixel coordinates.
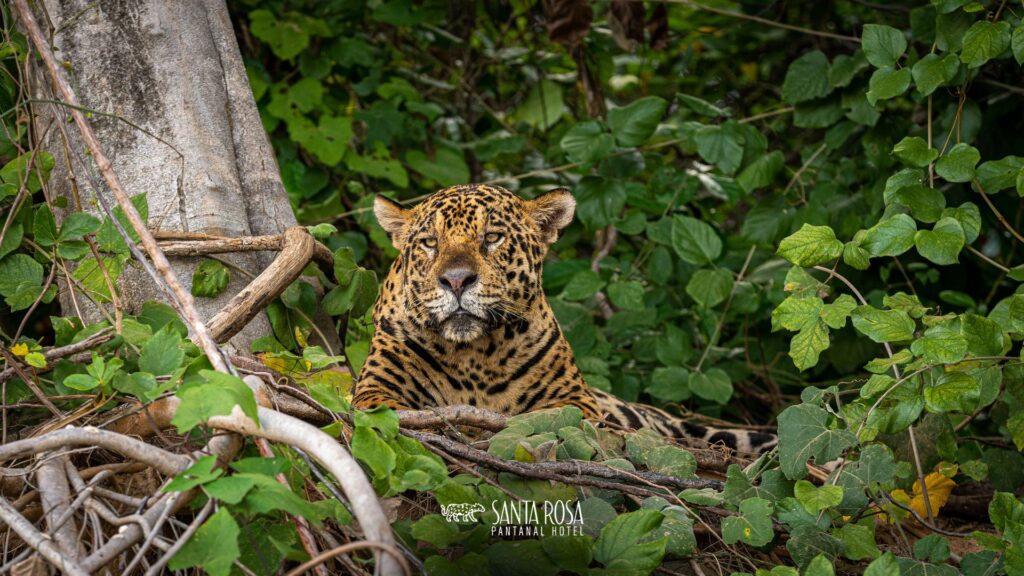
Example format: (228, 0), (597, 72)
(374, 184), (575, 343)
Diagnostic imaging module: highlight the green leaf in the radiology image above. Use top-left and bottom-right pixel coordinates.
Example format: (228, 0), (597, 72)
(406, 147), (470, 187)
(686, 268), (733, 309)
(191, 259), (231, 298)
(935, 143), (980, 183)
(33, 204), (57, 247)
(721, 497), (774, 546)
(866, 66), (911, 105)
(72, 256), (123, 304)
(925, 371), (978, 412)
(737, 150), (784, 192)
(1013, 25), (1024, 65)
(976, 155), (1024, 194)
(57, 212), (101, 242)
(865, 553), (901, 576)
(167, 508), (240, 576)
(776, 224), (843, 267)
(914, 217), (965, 265)
(560, 270), (605, 301)
(164, 456), (223, 492)
(351, 426), (396, 478)
(789, 320), (830, 371)
(671, 216), (722, 265)
(411, 514), (461, 548)
(561, 121), (614, 163)
(689, 368), (733, 404)
(676, 93), (728, 117)
(911, 322), (968, 364)
(889, 186), (946, 223)
(773, 296), (824, 332)
(249, 10), (310, 60)
(694, 121), (745, 175)
(778, 403), (857, 479)
(139, 326), (184, 376)
(794, 480), (844, 513)
(607, 96), (668, 147)
(893, 137), (939, 167)
(960, 21), (1011, 68)
(862, 24), (907, 68)
(805, 554), (836, 576)
(0, 223), (22, 260)
(0, 254), (43, 301)
(593, 509), (667, 573)
(782, 51), (832, 104)
(829, 51), (869, 88)
(648, 367), (691, 402)
(834, 523), (881, 561)
(912, 53), (960, 96)
(63, 373), (99, 391)
(851, 305), (916, 343)
(204, 476), (256, 504)
(822, 294), (857, 329)
(172, 370), (259, 433)
(322, 268), (378, 316)
(289, 115), (353, 165)
(861, 214), (917, 257)
(607, 281), (645, 311)
(513, 80), (564, 130)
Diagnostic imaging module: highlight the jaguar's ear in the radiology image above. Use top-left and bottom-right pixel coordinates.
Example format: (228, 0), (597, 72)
(527, 188), (576, 244)
(374, 195), (410, 242)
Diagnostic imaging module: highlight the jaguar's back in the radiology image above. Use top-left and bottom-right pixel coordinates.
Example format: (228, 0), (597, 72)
(352, 184), (775, 454)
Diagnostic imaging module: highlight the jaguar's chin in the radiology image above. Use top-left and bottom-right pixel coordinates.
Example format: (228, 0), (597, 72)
(439, 311), (488, 343)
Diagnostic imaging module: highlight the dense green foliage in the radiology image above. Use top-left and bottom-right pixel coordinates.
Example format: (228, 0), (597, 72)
(4, 0), (1024, 574)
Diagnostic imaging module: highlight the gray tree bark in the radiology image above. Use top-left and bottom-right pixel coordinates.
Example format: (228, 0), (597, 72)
(28, 0), (337, 354)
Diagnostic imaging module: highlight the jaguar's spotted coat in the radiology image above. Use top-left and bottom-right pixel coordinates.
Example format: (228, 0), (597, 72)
(352, 184), (776, 454)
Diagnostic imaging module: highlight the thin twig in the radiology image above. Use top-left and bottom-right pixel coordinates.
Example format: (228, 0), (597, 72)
(283, 541), (413, 576)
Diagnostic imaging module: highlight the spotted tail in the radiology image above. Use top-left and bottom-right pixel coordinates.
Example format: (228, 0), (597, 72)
(590, 389), (778, 455)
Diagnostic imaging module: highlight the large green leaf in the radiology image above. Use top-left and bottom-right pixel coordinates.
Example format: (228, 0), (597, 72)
(851, 305), (916, 343)
(862, 24), (907, 68)
(167, 508), (240, 576)
(694, 121), (745, 175)
(607, 96), (667, 147)
(593, 509), (667, 573)
(912, 53), (960, 96)
(776, 224), (843, 267)
(914, 217), (965, 265)
(860, 214), (917, 257)
(782, 51), (832, 104)
(960, 21), (1011, 68)
(866, 66), (911, 105)
(671, 216), (722, 265)
(778, 403), (857, 479)
(721, 497), (774, 546)
(935, 143), (980, 183)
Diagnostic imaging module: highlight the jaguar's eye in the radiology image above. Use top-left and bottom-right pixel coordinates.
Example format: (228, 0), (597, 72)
(421, 237), (438, 249)
(484, 232), (503, 244)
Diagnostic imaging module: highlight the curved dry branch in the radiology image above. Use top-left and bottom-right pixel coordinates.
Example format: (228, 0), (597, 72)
(0, 427), (191, 475)
(206, 226), (317, 343)
(0, 496), (89, 576)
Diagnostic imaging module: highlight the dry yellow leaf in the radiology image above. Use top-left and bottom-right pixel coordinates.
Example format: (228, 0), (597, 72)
(10, 342), (28, 356)
(890, 471), (956, 523)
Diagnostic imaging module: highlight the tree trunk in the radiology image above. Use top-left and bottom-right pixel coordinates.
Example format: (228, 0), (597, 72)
(27, 0), (338, 354)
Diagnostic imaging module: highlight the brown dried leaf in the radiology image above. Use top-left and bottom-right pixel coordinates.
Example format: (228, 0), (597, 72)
(610, 1), (645, 50)
(544, 0), (593, 46)
(646, 3), (669, 50)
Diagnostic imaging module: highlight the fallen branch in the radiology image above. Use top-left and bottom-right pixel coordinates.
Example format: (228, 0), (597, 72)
(0, 427), (191, 475)
(405, 429), (724, 492)
(0, 496), (89, 576)
(206, 227), (320, 343)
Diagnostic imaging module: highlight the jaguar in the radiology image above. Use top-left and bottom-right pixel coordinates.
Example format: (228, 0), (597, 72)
(351, 184), (776, 454)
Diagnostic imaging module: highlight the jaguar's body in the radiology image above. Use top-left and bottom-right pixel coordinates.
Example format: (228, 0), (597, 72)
(352, 184), (776, 454)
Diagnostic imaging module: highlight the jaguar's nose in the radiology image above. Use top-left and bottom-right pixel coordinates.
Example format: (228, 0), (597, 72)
(439, 268), (478, 298)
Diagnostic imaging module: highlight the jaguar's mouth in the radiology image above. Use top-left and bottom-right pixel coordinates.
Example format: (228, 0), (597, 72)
(438, 309), (489, 342)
